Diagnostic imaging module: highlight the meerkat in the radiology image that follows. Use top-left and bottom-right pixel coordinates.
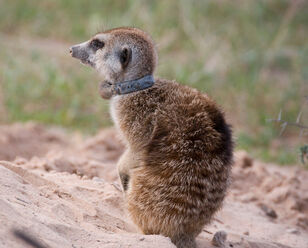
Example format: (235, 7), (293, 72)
(70, 27), (233, 248)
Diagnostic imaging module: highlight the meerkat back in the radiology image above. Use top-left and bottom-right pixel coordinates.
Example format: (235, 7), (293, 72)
(70, 27), (233, 248)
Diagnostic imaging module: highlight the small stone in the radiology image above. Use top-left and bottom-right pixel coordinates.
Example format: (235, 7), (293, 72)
(235, 151), (253, 168)
(243, 231), (249, 236)
(82, 175), (89, 180)
(259, 203), (277, 219)
(93, 177), (104, 183)
(212, 231), (227, 247)
(286, 228), (299, 234)
(238, 193), (257, 203)
(139, 237), (145, 241)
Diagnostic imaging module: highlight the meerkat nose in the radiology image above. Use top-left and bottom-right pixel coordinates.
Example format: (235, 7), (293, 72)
(69, 46), (78, 58)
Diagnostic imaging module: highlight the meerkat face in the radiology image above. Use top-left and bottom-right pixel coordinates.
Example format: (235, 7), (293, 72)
(70, 27), (158, 84)
(70, 33), (130, 82)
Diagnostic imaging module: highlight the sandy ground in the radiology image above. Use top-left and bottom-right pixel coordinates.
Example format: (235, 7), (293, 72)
(0, 123), (307, 248)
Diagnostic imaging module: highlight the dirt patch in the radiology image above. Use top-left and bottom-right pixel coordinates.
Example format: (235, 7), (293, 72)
(0, 123), (307, 248)
(0, 122), (69, 161)
(232, 151), (308, 230)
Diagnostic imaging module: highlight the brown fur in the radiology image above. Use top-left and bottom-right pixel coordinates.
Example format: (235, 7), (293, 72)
(114, 79), (233, 248)
(71, 27), (233, 248)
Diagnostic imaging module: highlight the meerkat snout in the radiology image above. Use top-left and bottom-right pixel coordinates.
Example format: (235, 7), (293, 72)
(69, 39), (101, 67)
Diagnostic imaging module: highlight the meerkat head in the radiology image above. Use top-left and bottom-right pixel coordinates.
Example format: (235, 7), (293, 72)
(70, 27), (158, 86)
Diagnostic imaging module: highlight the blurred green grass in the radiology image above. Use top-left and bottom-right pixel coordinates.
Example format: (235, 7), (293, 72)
(0, 0), (307, 165)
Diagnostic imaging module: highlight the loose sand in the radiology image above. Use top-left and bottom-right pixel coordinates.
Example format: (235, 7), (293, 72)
(0, 123), (307, 248)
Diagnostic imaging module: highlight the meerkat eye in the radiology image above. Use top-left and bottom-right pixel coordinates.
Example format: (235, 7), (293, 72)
(90, 39), (104, 50)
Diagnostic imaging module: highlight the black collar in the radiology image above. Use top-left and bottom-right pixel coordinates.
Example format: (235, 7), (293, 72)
(112, 75), (155, 95)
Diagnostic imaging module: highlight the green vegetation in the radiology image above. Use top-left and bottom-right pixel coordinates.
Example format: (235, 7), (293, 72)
(0, 0), (307, 164)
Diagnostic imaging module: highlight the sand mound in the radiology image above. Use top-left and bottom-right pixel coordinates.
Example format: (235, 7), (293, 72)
(0, 122), (68, 161)
(0, 123), (307, 248)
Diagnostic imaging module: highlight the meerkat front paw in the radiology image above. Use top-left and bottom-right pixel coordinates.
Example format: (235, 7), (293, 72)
(117, 149), (138, 192)
(98, 81), (113, 99)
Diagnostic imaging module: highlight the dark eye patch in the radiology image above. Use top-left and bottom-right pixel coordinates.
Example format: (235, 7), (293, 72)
(90, 39), (104, 50)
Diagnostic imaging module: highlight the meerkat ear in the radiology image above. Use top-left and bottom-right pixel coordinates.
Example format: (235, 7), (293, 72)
(119, 47), (132, 69)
